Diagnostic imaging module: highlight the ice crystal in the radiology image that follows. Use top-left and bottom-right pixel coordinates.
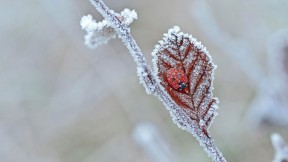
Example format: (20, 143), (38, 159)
(80, 14), (98, 32)
(271, 133), (288, 162)
(191, 0), (265, 85)
(152, 26), (219, 130)
(80, 9), (137, 48)
(137, 67), (155, 94)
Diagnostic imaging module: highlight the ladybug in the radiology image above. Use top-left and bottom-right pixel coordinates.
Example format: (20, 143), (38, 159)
(166, 68), (188, 91)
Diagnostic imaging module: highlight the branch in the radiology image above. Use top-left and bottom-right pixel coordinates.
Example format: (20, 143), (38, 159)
(271, 133), (288, 162)
(88, 0), (227, 161)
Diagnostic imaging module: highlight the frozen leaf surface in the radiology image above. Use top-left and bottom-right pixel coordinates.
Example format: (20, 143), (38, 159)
(152, 26), (219, 131)
(84, 1), (226, 161)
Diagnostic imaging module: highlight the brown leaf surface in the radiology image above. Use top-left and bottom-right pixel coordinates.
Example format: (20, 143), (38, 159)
(152, 26), (218, 129)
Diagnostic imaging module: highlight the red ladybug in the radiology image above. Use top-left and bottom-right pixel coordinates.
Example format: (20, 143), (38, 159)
(166, 68), (188, 91)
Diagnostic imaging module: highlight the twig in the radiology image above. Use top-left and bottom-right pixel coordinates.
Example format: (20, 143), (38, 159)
(89, 0), (227, 161)
(271, 133), (288, 162)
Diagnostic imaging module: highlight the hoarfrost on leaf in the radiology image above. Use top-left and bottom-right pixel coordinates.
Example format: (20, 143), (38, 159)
(152, 26), (219, 131)
(149, 27), (225, 162)
(83, 1), (227, 161)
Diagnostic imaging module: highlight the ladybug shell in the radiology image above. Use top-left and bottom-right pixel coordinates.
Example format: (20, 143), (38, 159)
(166, 68), (188, 90)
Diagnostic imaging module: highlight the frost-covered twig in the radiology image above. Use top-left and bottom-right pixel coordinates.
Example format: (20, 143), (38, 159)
(84, 0), (227, 161)
(271, 133), (288, 162)
(80, 9), (137, 48)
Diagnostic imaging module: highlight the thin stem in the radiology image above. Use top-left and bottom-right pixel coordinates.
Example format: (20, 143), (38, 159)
(89, 0), (227, 161)
(90, 0), (156, 94)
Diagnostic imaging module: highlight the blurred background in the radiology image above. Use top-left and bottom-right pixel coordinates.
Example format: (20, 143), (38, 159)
(1, 0), (288, 162)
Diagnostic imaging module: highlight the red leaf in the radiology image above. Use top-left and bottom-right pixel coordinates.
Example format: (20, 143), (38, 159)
(152, 26), (218, 129)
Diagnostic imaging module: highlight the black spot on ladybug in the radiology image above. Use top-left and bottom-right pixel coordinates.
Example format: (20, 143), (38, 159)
(178, 82), (187, 90)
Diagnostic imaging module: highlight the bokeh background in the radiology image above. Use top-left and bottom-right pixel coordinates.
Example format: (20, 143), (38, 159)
(1, 0), (288, 162)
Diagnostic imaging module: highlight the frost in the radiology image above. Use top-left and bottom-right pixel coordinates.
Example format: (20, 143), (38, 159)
(271, 133), (288, 162)
(80, 14), (97, 32)
(190, 0), (288, 129)
(137, 66), (156, 94)
(137, 67), (150, 93)
(151, 26), (225, 162)
(154, 92), (225, 162)
(120, 8), (138, 24)
(152, 26), (219, 129)
(80, 9), (137, 49)
(85, 1), (226, 161)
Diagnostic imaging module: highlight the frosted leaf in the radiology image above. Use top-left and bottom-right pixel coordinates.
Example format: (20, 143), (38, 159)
(85, 1), (226, 161)
(80, 9), (137, 49)
(152, 26), (219, 131)
(271, 133), (288, 162)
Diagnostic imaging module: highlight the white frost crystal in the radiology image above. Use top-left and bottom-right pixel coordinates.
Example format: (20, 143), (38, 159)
(80, 9), (137, 48)
(84, 0), (226, 160)
(271, 133), (288, 162)
(120, 8), (137, 25)
(80, 14), (97, 32)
